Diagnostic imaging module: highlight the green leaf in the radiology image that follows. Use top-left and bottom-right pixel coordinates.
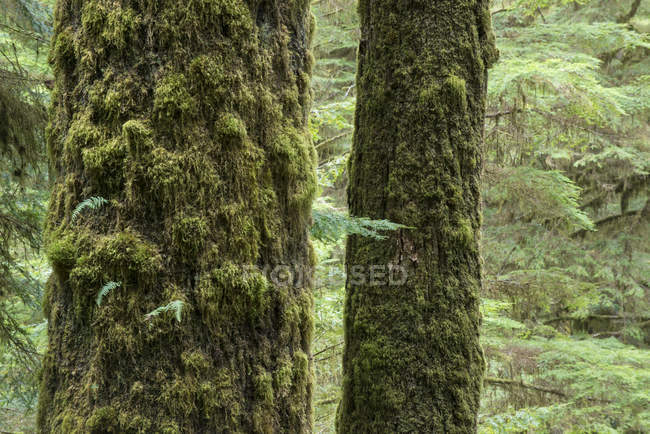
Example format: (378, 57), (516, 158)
(144, 300), (185, 323)
(96, 281), (121, 306)
(71, 196), (109, 222)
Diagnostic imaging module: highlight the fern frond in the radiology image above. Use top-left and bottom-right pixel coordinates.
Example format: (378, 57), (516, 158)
(71, 196), (108, 222)
(311, 205), (409, 243)
(144, 300), (185, 323)
(96, 281), (121, 306)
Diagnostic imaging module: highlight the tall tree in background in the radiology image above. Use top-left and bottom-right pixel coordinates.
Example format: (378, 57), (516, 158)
(337, 0), (497, 432)
(39, 0), (316, 431)
(0, 0), (51, 420)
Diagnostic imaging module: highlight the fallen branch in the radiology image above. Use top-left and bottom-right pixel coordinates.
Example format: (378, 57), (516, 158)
(484, 377), (566, 398)
(544, 314), (650, 325)
(315, 132), (352, 150)
(571, 209), (643, 238)
(316, 397), (339, 406)
(486, 108), (523, 119)
(310, 341), (343, 359)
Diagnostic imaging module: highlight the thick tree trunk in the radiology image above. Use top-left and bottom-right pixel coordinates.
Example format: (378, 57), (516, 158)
(39, 0), (315, 432)
(337, 1), (497, 432)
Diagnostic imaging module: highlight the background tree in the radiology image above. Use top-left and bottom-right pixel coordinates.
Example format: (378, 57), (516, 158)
(38, 0), (316, 431)
(336, 0), (498, 432)
(0, 0), (51, 426)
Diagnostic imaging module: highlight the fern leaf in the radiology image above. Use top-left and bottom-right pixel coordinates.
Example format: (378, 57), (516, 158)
(144, 300), (185, 323)
(71, 196), (108, 222)
(311, 206), (409, 243)
(96, 281), (121, 306)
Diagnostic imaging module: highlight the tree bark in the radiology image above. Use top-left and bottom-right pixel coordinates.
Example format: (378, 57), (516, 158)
(337, 1), (497, 432)
(39, 0), (316, 432)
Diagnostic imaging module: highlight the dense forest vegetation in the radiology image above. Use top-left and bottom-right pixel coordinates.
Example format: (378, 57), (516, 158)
(1, 0), (648, 432)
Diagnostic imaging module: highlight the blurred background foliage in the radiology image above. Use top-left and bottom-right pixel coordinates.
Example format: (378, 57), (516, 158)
(0, 0), (51, 429)
(0, 0), (648, 432)
(309, 0), (649, 432)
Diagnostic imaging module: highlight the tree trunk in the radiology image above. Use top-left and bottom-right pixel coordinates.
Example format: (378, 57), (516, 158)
(337, 1), (497, 432)
(39, 0), (316, 432)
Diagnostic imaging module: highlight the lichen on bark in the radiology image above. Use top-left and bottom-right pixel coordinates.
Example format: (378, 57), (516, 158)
(40, 0), (316, 432)
(337, 0), (498, 432)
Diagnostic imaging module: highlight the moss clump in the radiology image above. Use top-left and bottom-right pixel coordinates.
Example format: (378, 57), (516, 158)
(81, 138), (126, 190)
(122, 119), (153, 156)
(86, 406), (118, 432)
(153, 73), (197, 130)
(81, 3), (141, 52)
(51, 28), (75, 72)
(419, 83), (440, 106)
(254, 370), (274, 405)
(198, 262), (270, 324)
(171, 214), (208, 261)
(181, 351), (210, 375)
(46, 232), (77, 275)
(443, 75), (468, 111)
(453, 217), (475, 249)
(63, 114), (102, 160)
(216, 113), (247, 145)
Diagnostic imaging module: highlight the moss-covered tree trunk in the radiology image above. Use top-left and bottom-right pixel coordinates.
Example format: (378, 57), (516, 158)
(337, 1), (498, 432)
(39, 1), (316, 432)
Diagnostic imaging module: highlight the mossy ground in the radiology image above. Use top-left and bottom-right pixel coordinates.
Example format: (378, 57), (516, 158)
(337, 1), (497, 433)
(40, 0), (316, 432)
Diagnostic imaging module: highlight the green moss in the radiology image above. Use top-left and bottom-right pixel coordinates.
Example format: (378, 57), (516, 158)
(292, 351), (309, 385)
(81, 3), (140, 52)
(254, 370), (274, 405)
(81, 137), (126, 189)
(46, 232), (77, 274)
(216, 113), (247, 144)
(63, 114), (102, 160)
(122, 119), (153, 156)
(153, 73), (197, 129)
(119, 414), (152, 432)
(181, 351), (210, 375)
(213, 262), (270, 323)
(454, 217), (474, 249)
(87, 406), (118, 432)
(159, 421), (181, 434)
(51, 28), (75, 72)
(273, 358), (294, 399)
(130, 381), (144, 395)
(143, 147), (186, 202)
(443, 75), (468, 111)
(418, 83), (440, 106)
(171, 214), (208, 260)
(60, 413), (80, 433)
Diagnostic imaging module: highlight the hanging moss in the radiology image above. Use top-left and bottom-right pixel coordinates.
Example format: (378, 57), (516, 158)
(40, 0), (316, 432)
(337, 0), (497, 432)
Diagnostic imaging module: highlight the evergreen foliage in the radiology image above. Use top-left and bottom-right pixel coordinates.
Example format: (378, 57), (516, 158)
(0, 0), (51, 428)
(311, 201), (407, 242)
